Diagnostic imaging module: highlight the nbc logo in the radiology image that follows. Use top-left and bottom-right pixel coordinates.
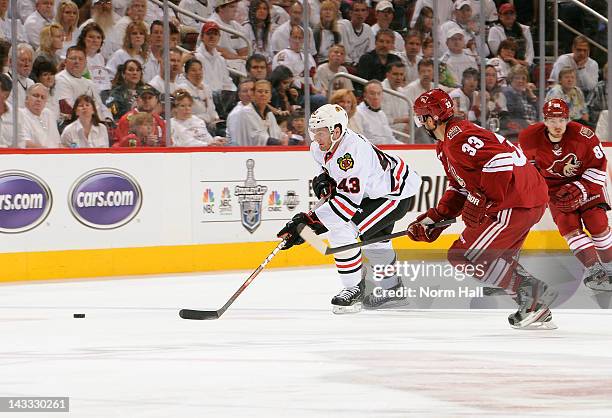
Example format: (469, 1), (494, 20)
(202, 188), (215, 214)
(219, 187), (232, 215)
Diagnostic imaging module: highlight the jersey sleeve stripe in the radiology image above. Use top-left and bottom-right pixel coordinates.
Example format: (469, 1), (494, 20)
(482, 165), (514, 173)
(330, 197), (355, 219)
(582, 173), (606, 186)
(334, 193), (359, 210)
(328, 201), (351, 222)
(483, 156), (514, 169)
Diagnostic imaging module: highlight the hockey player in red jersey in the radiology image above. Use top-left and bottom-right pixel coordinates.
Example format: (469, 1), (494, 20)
(519, 99), (611, 291)
(276, 104), (422, 314)
(407, 88), (557, 329)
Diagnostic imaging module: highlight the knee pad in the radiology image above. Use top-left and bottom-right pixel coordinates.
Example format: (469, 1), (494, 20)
(582, 207), (610, 236)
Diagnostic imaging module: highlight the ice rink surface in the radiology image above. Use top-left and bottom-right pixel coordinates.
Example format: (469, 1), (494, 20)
(1, 266), (611, 418)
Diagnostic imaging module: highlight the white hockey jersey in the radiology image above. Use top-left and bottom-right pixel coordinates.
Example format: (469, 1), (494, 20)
(311, 129), (421, 230)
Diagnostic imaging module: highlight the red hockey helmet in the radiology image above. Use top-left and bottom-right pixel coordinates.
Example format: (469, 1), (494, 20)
(413, 89), (455, 126)
(543, 98), (570, 119)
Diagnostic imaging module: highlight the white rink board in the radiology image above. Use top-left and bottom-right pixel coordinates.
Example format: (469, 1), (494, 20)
(0, 148), (609, 253)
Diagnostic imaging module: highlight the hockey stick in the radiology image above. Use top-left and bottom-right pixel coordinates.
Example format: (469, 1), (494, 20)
(179, 240), (286, 320)
(299, 218), (457, 255)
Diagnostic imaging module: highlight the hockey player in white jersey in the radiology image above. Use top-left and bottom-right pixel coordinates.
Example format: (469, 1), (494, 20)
(277, 104), (422, 313)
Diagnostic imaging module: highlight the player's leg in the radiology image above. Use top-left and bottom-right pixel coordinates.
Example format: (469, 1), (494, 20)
(448, 205), (557, 329)
(549, 204), (600, 268)
(353, 198), (410, 309)
(326, 222), (365, 314)
(550, 204), (608, 290)
(582, 206), (612, 291)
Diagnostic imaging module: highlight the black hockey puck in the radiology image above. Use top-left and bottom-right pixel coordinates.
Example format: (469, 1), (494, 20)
(73, 313), (85, 318)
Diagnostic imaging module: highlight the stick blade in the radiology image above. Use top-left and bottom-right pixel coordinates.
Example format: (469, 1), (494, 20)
(179, 309), (220, 320)
(298, 224), (330, 255)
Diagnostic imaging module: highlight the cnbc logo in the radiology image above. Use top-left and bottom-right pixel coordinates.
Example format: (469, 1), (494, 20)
(202, 188), (214, 214)
(267, 190), (282, 212)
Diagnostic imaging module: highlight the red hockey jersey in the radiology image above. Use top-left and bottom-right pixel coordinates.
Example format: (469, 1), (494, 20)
(519, 122), (608, 208)
(437, 118), (548, 212)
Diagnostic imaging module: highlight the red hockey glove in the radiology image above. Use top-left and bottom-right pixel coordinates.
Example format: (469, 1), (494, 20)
(406, 208), (450, 243)
(555, 181), (587, 212)
(462, 190), (489, 228)
(277, 211), (328, 250)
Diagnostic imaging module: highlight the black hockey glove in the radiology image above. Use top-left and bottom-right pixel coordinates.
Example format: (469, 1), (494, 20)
(277, 212), (328, 250)
(312, 172), (336, 200)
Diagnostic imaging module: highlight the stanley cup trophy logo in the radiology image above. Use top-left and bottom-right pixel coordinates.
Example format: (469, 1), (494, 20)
(234, 159), (268, 233)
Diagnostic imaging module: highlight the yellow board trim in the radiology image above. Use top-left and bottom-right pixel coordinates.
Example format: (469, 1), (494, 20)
(0, 231), (568, 282)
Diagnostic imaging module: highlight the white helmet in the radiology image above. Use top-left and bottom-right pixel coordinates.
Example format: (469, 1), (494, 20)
(308, 104), (349, 145)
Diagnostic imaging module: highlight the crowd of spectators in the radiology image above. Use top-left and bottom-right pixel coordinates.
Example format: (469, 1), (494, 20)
(0, 0), (608, 147)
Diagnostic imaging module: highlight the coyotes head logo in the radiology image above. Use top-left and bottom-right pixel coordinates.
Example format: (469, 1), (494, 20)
(546, 153), (582, 177)
(337, 153), (354, 171)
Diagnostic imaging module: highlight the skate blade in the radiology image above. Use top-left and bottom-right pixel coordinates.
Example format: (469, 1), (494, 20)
(511, 309), (557, 330)
(511, 320), (558, 330)
(583, 280), (612, 292)
(332, 302), (362, 315)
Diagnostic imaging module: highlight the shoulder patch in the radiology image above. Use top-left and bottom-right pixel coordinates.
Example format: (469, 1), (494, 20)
(579, 126), (594, 139)
(447, 125), (462, 140)
(337, 153), (354, 171)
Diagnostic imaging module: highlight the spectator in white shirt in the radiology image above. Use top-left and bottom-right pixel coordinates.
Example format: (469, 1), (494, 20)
(210, 0), (249, 73)
(31, 57), (60, 119)
(110, 0), (148, 57)
(0, 73), (14, 147)
(449, 67), (481, 122)
(439, 0), (489, 57)
(76, 0), (119, 60)
(6, 43), (35, 109)
(488, 3), (533, 67)
(147, 20), (167, 83)
(55, 0), (79, 58)
(171, 89), (227, 147)
(35, 23), (64, 68)
(195, 21), (237, 92)
(178, 0), (213, 32)
(106, 21), (156, 82)
(338, 0), (373, 67)
(355, 80), (400, 144)
(270, 1), (316, 56)
(412, 6), (433, 40)
(241, 0), (275, 63)
(149, 47), (182, 95)
(61, 94), (109, 147)
(440, 27), (478, 88)
(227, 79), (254, 145)
(232, 79), (288, 146)
(0, 0), (27, 43)
(19, 83), (61, 148)
(410, 0), (453, 29)
(76, 22), (112, 95)
(550, 35), (600, 95)
(24, 0), (55, 49)
(372, 1), (404, 53)
(55, 46), (113, 121)
(382, 61), (411, 141)
(314, 44), (353, 97)
(175, 57), (220, 129)
(397, 30), (421, 85)
(400, 58), (436, 143)
(272, 25), (316, 91)
(313, 0), (342, 65)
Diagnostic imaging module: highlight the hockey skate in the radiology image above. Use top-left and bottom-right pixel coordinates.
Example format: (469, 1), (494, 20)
(508, 276), (558, 330)
(331, 281), (364, 314)
(363, 281), (409, 310)
(583, 262), (612, 292)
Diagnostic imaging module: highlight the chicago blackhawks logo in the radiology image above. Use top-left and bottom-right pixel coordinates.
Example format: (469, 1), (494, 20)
(546, 153), (582, 177)
(337, 153), (354, 171)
